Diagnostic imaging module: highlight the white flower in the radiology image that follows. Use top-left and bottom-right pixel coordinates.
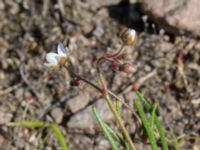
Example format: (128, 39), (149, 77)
(120, 29), (137, 45)
(44, 52), (60, 69)
(45, 43), (69, 69)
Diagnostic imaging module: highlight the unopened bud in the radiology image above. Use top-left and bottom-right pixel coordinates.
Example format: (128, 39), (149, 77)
(131, 82), (140, 90)
(119, 63), (136, 74)
(71, 78), (81, 86)
(120, 29), (137, 45)
(120, 53), (132, 61)
(111, 63), (119, 71)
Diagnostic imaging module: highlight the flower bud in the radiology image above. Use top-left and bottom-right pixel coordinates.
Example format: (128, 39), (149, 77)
(131, 82), (140, 90)
(119, 63), (136, 74)
(111, 63), (119, 71)
(120, 29), (137, 45)
(70, 78), (81, 86)
(120, 53), (132, 61)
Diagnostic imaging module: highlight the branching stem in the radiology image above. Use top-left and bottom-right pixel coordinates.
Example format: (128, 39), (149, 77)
(64, 43), (137, 150)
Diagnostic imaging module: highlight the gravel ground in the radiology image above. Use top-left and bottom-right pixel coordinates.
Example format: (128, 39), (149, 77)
(0, 0), (199, 150)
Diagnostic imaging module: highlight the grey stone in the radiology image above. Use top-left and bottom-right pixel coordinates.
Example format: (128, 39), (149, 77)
(93, 24), (104, 38)
(95, 136), (110, 150)
(50, 107), (64, 124)
(66, 92), (90, 113)
(67, 98), (113, 130)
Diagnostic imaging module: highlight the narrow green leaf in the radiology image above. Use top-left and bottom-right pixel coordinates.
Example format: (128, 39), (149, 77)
(135, 91), (151, 109)
(155, 117), (169, 150)
(103, 122), (120, 142)
(7, 121), (46, 128)
(92, 108), (119, 150)
(49, 124), (68, 150)
(133, 100), (158, 150)
(103, 122), (129, 150)
(7, 121), (68, 150)
(123, 141), (130, 150)
(170, 129), (179, 150)
(135, 91), (169, 150)
(150, 103), (158, 128)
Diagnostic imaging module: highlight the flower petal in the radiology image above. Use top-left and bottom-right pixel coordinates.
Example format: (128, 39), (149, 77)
(57, 43), (68, 56)
(46, 52), (59, 64)
(129, 29), (136, 38)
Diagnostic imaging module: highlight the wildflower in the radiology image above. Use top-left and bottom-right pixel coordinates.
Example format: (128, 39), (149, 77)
(120, 29), (137, 45)
(44, 43), (69, 69)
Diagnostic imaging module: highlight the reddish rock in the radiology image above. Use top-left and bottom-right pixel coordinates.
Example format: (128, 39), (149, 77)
(141, 0), (200, 37)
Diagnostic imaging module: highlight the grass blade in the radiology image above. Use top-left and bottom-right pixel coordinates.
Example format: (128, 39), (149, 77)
(133, 100), (158, 150)
(103, 122), (120, 142)
(7, 121), (68, 150)
(49, 124), (68, 150)
(135, 91), (151, 109)
(7, 121), (45, 128)
(135, 91), (169, 150)
(103, 122), (130, 150)
(150, 103), (158, 128)
(92, 108), (119, 150)
(169, 129), (179, 150)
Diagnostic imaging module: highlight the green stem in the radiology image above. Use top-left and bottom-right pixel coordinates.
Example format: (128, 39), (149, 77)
(104, 95), (137, 150)
(95, 43), (136, 150)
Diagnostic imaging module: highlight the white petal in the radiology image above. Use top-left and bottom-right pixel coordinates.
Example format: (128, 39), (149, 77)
(46, 52), (59, 64)
(57, 43), (68, 56)
(129, 29), (136, 38)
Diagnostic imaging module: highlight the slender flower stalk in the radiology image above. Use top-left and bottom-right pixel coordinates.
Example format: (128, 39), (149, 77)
(96, 44), (125, 90)
(64, 65), (140, 123)
(64, 65), (137, 150)
(104, 95), (137, 150)
(95, 40), (137, 150)
(64, 65), (102, 93)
